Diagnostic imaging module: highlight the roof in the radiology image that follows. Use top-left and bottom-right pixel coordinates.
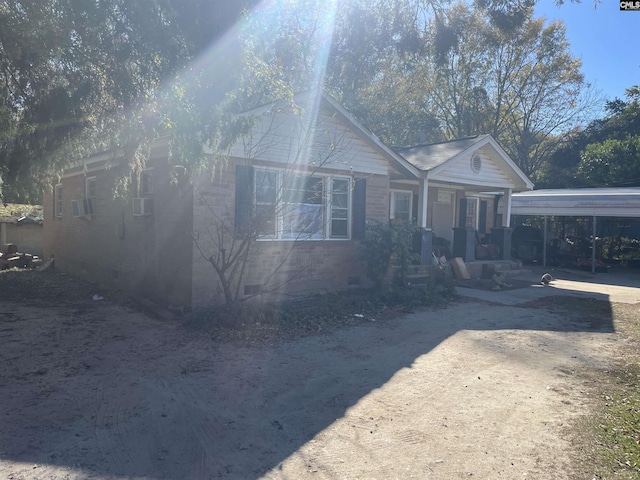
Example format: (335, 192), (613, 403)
(395, 134), (534, 191)
(395, 135), (492, 171)
(511, 188), (640, 217)
(232, 89), (421, 179)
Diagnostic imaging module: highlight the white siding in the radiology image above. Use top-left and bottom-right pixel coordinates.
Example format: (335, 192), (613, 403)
(229, 108), (389, 176)
(431, 148), (514, 189)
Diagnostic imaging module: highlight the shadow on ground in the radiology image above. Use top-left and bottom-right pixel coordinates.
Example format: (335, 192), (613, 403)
(0, 268), (628, 479)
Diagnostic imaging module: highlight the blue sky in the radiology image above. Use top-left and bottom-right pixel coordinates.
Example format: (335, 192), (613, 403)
(533, 0), (640, 103)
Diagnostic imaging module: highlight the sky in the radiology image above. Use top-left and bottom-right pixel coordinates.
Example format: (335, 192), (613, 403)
(533, 0), (640, 103)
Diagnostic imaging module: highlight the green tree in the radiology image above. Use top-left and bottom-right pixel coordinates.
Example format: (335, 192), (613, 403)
(0, 0), (292, 203)
(539, 86), (640, 187)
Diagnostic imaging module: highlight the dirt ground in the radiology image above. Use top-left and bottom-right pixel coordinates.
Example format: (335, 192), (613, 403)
(0, 268), (638, 479)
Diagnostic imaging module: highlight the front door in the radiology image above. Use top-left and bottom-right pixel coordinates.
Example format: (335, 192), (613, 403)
(433, 203), (454, 244)
(432, 191), (455, 244)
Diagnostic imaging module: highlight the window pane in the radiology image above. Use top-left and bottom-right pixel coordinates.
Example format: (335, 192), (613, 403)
(255, 170), (277, 204)
(283, 203), (323, 239)
(393, 192), (411, 222)
(141, 171), (153, 195)
(256, 204), (276, 236)
(331, 219), (348, 237)
(284, 175), (323, 204)
(465, 198), (478, 229)
(54, 185), (62, 217)
(281, 175), (324, 239)
(331, 208), (347, 220)
(330, 178), (350, 238)
(86, 178), (96, 198)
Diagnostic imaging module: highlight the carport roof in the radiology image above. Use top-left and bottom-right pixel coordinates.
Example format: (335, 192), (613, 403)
(511, 187), (640, 217)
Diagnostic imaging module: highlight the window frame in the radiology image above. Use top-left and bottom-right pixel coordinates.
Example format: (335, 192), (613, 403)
(140, 169), (153, 196)
(464, 197), (480, 229)
(85, 176), (97, 199)
(253, 167), (352, 241)
(390, 190), (413, 223)
(54, 184), (63, 218)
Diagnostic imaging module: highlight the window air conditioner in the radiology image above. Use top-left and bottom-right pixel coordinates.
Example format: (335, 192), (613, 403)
(71, 198), (95, 218)
(132, 197), (153, 216)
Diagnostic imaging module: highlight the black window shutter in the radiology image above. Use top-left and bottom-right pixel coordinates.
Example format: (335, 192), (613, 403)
(353, 178), (366, 239)
(235, 165), (254, 234)
(458, 198), (468, 228)
(479, 200), (487, 234)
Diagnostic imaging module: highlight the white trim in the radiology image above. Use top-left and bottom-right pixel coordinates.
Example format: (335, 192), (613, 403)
(419, 179), (428, 228)
(85, 176), (97, 198)
(253, 166), (353, 241)
(140, 169), (154, 196)
(54, 184), (63, 217)
(390, 189), (413, 222)
(464, 197), (480, 230)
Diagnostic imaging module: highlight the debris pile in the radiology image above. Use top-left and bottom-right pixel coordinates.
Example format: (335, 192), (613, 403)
(0, 243), (43, 270)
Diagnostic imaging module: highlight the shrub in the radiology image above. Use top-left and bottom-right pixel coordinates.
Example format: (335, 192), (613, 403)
(359, 220), (421, 288)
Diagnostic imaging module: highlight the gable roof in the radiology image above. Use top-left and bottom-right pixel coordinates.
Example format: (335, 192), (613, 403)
(395, 134), (534, 191)
(236, 90), (420, 179)
(396, 135), (492, 171)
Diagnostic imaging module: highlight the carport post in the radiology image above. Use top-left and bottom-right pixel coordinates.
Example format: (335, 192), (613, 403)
(592, 216), (597, 274)
(543, 215), (548, 267)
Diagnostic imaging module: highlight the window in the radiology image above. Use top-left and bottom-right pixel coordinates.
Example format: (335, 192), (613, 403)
(465, 197), (479, 229)
(85, 177), (97, 198)
(253, 168), (351, 240)
(282, 175), (324, 239)
(54, 184), (63, 217)
(330, 178), (349, 238)
(390, 191), (412, 223)
(255, 169), (277, 236)
(140, 170), (153, 195)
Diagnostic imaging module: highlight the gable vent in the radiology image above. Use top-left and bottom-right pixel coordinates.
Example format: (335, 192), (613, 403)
(471, 154), (482, 173)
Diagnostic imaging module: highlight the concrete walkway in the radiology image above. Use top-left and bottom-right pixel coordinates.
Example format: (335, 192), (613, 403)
(457, 265), (640, 305)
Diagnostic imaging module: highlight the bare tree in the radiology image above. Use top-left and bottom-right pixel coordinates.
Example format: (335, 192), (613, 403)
(422, 4), (602, 177)
(193, 100), (360, 306)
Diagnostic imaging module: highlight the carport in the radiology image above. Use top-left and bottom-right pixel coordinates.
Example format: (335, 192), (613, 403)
(510, 188), (640, 273)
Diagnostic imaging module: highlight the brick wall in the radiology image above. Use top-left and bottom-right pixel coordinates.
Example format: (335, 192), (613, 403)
(190, 159), (391, 308)
(43, 150), (193, 308)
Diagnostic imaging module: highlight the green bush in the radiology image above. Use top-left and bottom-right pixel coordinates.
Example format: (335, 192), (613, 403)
(359, 220), (421, 287)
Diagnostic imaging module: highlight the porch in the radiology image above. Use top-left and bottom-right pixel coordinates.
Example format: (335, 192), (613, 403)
(414, 225), (514, 266)
(390, 135), (534, 274)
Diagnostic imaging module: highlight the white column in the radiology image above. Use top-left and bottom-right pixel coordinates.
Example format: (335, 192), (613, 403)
(503, 188), (512, 227)
(418, 178), (428, 228)
(592, 216), (597, 274)
(543, 215), (548, 267)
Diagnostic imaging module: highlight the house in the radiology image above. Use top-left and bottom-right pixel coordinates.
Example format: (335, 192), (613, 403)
(43, 90), (533, 310)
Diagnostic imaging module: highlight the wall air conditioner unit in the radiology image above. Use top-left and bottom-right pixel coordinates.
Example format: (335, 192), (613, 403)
(71, 199), (83, 217)
(72, 198), (95, 218)
(132, 197), (153, 216)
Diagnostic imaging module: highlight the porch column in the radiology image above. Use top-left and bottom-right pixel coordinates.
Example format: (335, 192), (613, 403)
(418, 178), (433, 265)
(503, 188), (512, 227)
(543, 215), (548, 267)
(591, 216), (597, 274)
(418, 178), (428, 228)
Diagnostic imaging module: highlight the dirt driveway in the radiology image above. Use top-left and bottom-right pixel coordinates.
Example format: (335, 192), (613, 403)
(0, 268), (638, 479)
